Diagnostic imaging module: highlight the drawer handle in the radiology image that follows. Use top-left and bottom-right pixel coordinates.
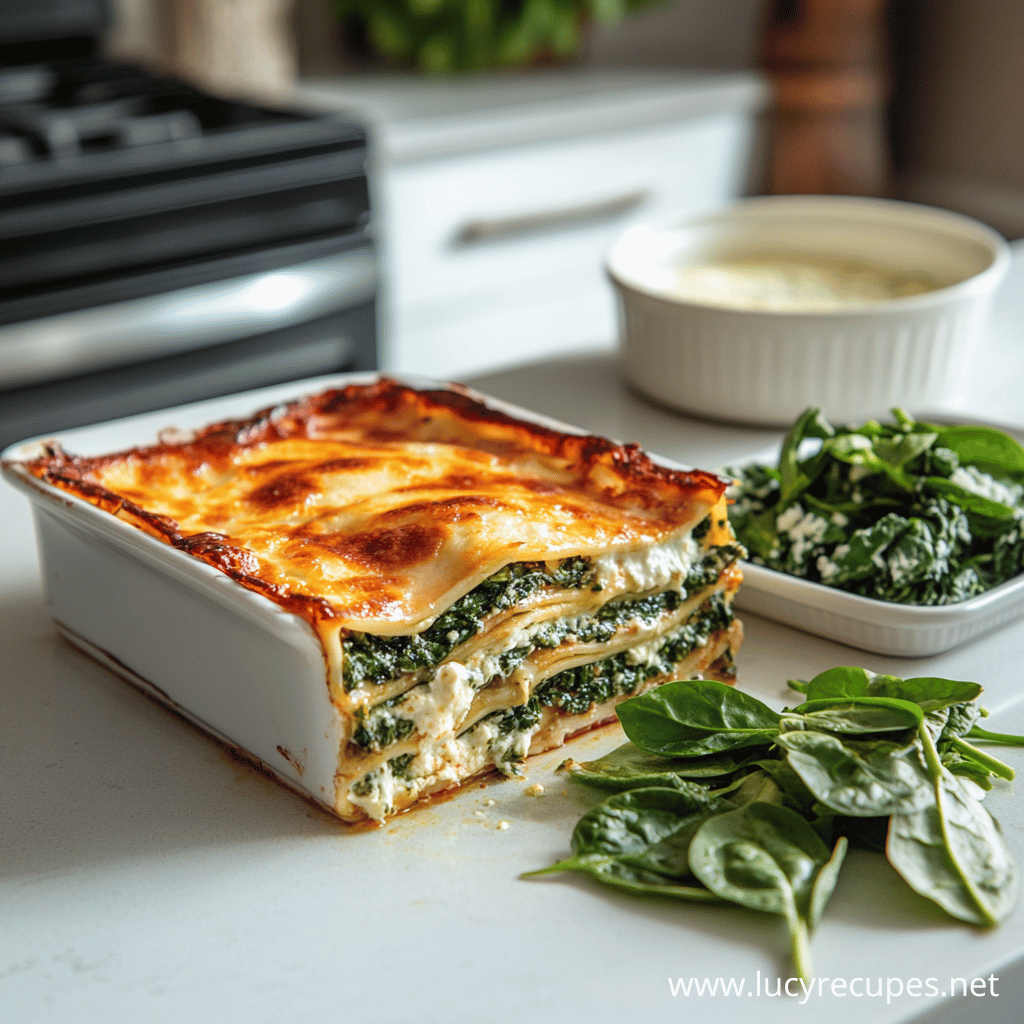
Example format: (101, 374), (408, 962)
(454, 188), (649, 245)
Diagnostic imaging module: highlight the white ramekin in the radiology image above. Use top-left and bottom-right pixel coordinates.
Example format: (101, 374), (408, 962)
(607, 196), (1011, 426)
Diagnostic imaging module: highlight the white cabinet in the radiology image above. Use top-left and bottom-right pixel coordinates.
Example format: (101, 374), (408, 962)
(300, 71), (766, 380)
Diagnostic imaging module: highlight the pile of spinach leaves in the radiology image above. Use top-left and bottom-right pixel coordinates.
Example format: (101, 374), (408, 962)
(727, 408), (1024, 604)
(526, 668), (1023, 981)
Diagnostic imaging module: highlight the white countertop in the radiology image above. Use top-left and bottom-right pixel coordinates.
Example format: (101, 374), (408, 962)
(298, 70), (766, 163)
(2, 245), (1023, 1024)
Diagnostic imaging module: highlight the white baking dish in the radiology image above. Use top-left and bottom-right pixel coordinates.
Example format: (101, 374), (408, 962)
(0, 372), (621, 820)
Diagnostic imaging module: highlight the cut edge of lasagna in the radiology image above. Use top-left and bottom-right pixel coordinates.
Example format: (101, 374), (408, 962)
(19, 377), (746, 824)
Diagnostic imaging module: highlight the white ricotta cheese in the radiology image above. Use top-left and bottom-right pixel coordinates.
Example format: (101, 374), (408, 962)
(591, 532), (699, 594)
(950, 466), (1023, 509)
(777, 505), (831, 565)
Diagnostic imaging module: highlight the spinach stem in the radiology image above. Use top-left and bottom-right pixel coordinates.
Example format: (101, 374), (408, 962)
(790, 914), (813, 984)
(950, 737), (1015, 781)
(918, 724), (998, 927)
(966, 726), (1024, 747)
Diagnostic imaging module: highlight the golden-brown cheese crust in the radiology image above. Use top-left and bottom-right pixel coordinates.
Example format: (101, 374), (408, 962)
(20, 379), (729, 637)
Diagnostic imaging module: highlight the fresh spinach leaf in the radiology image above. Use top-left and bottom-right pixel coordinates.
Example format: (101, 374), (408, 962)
(824, 434), (914, 491)
(873, 676), (983, 714)
(524, 787), (729, 902)
(719, 769), (786, 808)
(887, 775), (1018, 926)
(776, 730), (932, 816)
(803, 670), (982, 715)
(562, 743), (767, 791)
(938, 702), (981, 744)
(616, 680), (782, 757)
(802, 666), (874, 700)
(932, 426), (1024, 482)
(689, 802), (847, 981)
(924, 477), (1019, 521)
(887, 720), (1019, 926)
(787, 697), (923, 733)
(875, 432), (938, 470)
(778, 408), (834, 507)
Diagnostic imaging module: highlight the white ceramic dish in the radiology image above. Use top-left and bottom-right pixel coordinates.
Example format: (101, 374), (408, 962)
(727, 441), (1024, 658)
(734, 561), (1024, 658)
(0, 372), (628, 821)
(608, 196), (1011, 426)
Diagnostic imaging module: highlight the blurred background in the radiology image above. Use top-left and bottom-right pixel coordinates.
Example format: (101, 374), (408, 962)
(1, 0), (1021, 444)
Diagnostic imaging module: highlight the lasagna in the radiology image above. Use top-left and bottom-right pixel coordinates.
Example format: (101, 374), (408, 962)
(22, 378), (744, 823)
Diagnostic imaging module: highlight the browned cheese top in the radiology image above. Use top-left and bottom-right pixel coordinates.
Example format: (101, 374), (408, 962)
(20, 379), (728, 635)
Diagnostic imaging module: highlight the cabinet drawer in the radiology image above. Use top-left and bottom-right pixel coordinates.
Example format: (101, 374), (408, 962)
(381, 111), (757, 307)
(385, 271), (615, 378)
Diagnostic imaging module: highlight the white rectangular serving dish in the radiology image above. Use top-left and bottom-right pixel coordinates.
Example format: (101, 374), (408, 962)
(728, 439), (1024, 658)
(0, 372), (612, 821)
(734, 561), (1024, 658)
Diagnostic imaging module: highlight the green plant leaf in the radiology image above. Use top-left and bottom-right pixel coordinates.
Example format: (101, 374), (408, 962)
(777, 730), (932, 816)
(886, 720), (1019, 927)
(562, 742), (767, 791)
(523, 787), (729, 901)
(803, 670), (983, 715)
(932, 426), (1024, 481)
(887, 774), (1018, 926)
(689, 802), (845, 981)
(923, 477), (1019, 521)
(809, 836), (849, 928)
(777, 407), (834, 507)
(720, 769), (786, 808)
(787, 697), (924, 734)
(616, 680), (782, 757)
(875, 676), (983, 714)
(875, 432), (938, 469)
(802, 666), (874, 700)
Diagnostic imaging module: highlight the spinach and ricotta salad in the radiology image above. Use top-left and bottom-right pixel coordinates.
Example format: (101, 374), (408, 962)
(726, 407), (1024, 604)
(526, 668), (1024, 982)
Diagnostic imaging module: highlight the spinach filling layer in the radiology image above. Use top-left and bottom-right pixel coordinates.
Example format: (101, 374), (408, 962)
(341, 523), (740, 692)
(350, 585), (690, 752)
(341, 556), (595, 691)
(482, 591), (734, 772)
(348, 592), (735, 799)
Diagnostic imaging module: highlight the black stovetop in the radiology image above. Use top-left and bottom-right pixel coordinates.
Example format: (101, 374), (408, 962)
(0, 47), (371, 326)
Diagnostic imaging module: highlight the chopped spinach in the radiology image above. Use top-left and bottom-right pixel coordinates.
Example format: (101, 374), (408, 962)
(341, 557), (597, 689)
(727, 408), (1024, 605)
(351, 695), (416, 751)
(348, 591), (730, 753)
(476, 594), (734, 771)
(388, 753), (415, 779)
